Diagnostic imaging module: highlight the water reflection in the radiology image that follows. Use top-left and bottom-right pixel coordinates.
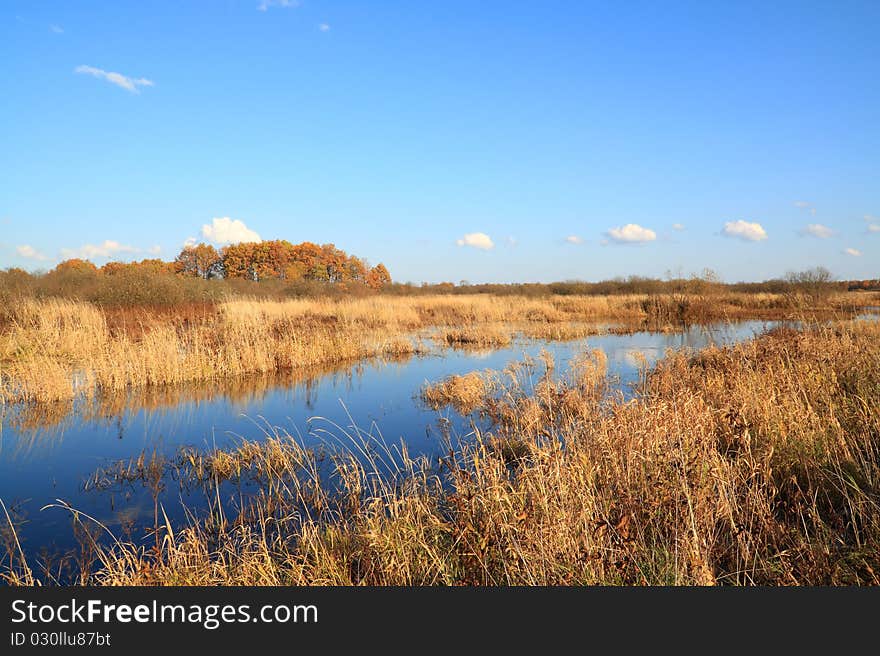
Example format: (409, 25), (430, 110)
(0, 319), (810, 562)
(2, 357), (415, 460)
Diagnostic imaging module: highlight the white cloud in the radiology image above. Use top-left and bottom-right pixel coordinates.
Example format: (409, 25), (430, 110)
(74, 65), (154, 93)
(16, 244), (48, 260)
(864, 216), (880, 233)
(722, 220), (768, 242)
(319, 23), (331, 32)
(844, 248), (862, 257)
(258, 0), (300, 10)
(61, 240), (138, 260)
(606, 224), (656, 244)
(672, 223), (685, 231)
(200, 217), (262, 245)
(183, 237), (198, 248)
(802, 223), (834, 239)
(564, 235), (583, 244)
(49, 24), (63, 34)
(794, 200), (816, 216)
(456, 232), (494, 250)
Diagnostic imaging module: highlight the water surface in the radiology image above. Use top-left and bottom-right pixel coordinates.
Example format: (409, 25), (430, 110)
(0, 320), (831, 567)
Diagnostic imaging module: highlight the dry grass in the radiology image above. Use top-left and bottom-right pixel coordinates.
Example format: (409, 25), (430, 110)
(6, 317), (878, 586)
(1, 292), (875, 405)
(437, 326), (513, 348)
(0, 297), (428, 404)
(422, 370), (496, 414)
(518, 322), (604, 341)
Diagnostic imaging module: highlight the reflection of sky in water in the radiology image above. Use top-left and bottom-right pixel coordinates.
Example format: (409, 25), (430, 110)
(0, 320), (797, 561)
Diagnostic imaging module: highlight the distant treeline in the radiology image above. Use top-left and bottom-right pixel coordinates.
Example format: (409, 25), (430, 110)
(0, 240), (392, 306)
(387, 269), (879, 297)
(173, 240), (391, 288)
(0, 257), (875, 308)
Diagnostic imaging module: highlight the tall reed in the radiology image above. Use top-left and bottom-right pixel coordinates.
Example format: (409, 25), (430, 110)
(1, 292), (875, 405)
(6, 318), (876, 586)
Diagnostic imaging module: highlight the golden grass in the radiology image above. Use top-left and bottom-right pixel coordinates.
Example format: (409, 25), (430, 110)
(518, 322), (604, 341)
(437, 326), (513, 348)
(0, 297), (429, 404)
(422, 370), (495, 414)
(1, 292), (875, 405)
(6, 317), (878, 586)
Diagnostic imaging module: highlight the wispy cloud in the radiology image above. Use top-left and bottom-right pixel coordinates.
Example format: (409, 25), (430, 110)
(319, 23), (331, 32)
(672, 223), (685, 231)
(802, 223), (834, 239)
(147, 245), (162, 255)
(456, 232), (494, 250)
(606, 224), (656, 244)
(61, 240), (139, 260)
(201, 217), (262, 245)
(865, 216), (880, 233)
(505, 236), (518, 247)
(49, 24), (64, 34)
(74, 65), (154, 93)
(16, 244), (48, 260)
(794, 200), (817, 216)
(564, 235), (583, 244)
(844, 247), (862, 257)
(258, 0), (300, 11)
(722, 220), (768, 242)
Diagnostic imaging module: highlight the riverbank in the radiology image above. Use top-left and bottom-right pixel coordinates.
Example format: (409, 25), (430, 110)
(5, 317), (878, 585)
(2, 292), (875, 405)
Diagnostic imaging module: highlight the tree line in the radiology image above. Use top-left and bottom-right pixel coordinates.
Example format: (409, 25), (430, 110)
(173, 241), (391, 289)
(11, 240), (392, 291)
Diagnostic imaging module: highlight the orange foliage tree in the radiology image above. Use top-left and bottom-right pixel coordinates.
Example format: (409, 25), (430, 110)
(54, 259), (99, 275)
(366, 263), (392, 289)
(174, 238), (391, 286)
(174, 243), (221, 279)
(101, 259), (175, 276)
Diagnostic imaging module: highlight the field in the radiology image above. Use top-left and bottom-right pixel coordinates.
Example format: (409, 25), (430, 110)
(0, 290), (872, 405)
(1, 289), (879, 586)
(4, 315), (878, 585)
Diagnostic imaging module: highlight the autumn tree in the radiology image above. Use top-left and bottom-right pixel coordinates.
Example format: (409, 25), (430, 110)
(343, 255), (368, 283)
(290, 242), (322, 274)
(366, 263), (392, 290)
(103, 259), (175, 277)
(785, 266), (834, 299)
(174, 243), (221, 279)
(134, 258), (176, 275)
(100, 261), (128, 276)
(317, 243), (348, 282)
(215, 238), (392, 286)
(283, 261), (307, 282)
(220, 242), (256, 280)
(54, 259), (99, 275)
(0, 267), (33, 297)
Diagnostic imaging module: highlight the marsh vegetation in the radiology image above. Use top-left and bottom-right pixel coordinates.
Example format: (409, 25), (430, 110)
(4, 318), (878, 586)
(1, 278), (878, 586)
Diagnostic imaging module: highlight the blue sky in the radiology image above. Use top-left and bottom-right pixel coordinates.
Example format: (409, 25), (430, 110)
(1, 1), (878, 283)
